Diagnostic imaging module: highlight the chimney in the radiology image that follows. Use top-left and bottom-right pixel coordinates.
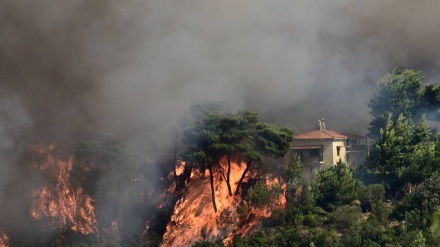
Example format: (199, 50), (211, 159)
(318, 118), (326, 131)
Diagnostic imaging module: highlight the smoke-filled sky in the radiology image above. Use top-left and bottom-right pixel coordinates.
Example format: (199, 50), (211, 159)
(2, 0), (440, 242)
(1, 0), (440, 181)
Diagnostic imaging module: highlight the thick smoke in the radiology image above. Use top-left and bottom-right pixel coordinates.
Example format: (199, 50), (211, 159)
(1, 0), (440, 243)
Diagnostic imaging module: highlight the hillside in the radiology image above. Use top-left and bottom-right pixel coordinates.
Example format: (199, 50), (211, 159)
(162, 161), (284, 247)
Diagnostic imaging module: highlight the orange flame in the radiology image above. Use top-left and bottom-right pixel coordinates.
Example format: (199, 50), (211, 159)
(30, 143), (97, 235)
(161, 160), (286, 247)
(0, 232), (9, 247)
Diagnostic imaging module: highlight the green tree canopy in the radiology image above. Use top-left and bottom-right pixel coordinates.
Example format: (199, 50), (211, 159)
(414, 173), (440, 213)
(366, 114), (413, 175)
(234, 119), (292, 195)
(181, 109), (292, 210)
(311, 162), (356, 211)
(368, 68), (440, 139)
(366, 113), (439, 188)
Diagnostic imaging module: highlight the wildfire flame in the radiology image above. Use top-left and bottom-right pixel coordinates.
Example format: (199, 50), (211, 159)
(161, 160), (287, 247)
(0, 232), (9, 247)
(30, 143), (97, 235)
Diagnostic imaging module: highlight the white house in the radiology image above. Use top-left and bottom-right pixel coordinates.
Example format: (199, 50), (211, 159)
(286, 119), (367, 177)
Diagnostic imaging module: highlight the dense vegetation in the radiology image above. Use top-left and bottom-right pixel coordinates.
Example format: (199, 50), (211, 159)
(181, 106), (293, 212)
(10, 68), (440, 246)
(368, 68), (440, 139)
(191, 68), (440, 247)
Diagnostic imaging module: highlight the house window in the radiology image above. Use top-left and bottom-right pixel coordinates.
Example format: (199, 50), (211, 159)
(309, 149), (319, 157)
(337, 146), (341, 156)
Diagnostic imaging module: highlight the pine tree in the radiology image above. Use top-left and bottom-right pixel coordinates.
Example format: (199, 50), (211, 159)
(367, 114), (413, 175)
(311, 162), (356, 211)
(182, 109), (292, 210)
(412, 115), (432, 145)
(368, 68), (423, 139)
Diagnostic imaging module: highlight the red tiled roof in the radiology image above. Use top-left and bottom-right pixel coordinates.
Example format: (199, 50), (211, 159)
(294, 130), (364, 140)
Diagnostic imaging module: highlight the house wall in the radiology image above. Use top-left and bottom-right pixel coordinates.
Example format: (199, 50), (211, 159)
(331, 139), (347, 164)
(346, 151), (366, 167)
(286, 139), (332, 178)
(346, 138), (368, 167)
(290, 139), (333, 164)
(267, 137), (367, 178)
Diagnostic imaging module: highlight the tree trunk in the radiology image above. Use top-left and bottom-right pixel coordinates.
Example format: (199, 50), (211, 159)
(208, 164), (217, 212)
(218, 156), (233, 196)
(173, 161), (179, 190)
(183, 162), (193, 184)
(226, 155), (232, 196)
(235, 161), (252, 195)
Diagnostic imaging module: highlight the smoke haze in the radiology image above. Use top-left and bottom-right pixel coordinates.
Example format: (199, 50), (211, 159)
(1, 0), (440, 242)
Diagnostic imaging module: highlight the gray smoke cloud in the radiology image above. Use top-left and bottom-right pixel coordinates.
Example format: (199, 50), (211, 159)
(1, 0), (440, 242)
